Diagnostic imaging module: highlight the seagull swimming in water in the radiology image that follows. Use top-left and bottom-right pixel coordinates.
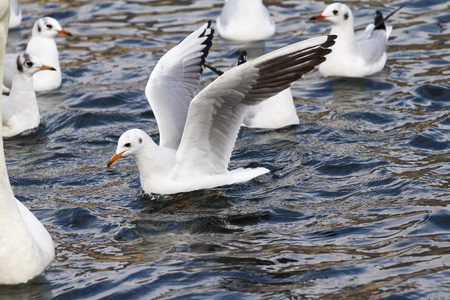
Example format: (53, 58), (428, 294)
(3, 17), (71, 92)
(107, 22), (336, 195)
(310, 3), (401, 77)
(217, 0), (275, 41)
(2, 53), (55, 137)
(0, 3), (54, 285)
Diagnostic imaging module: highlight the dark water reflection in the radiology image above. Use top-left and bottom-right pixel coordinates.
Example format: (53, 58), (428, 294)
(1, 0), (449, 299)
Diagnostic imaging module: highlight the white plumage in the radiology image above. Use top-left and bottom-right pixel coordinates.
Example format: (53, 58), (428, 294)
(310, 3), (393, 77)
(8, 0), (22, 29)
(2, 53), (55, 137)
(3, 17), (71, 92)
(0, 2), (54, 285)
(217, 0), (275, 41)
(107, 22), (336, 195)
(243, 88), (299, 129)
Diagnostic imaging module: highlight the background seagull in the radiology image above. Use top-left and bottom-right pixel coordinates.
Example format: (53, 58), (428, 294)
(2, 53), (55, 137)
(3, 17), (71, 92)
(310, 3), (400, 77)
(217, 0), (275, 41)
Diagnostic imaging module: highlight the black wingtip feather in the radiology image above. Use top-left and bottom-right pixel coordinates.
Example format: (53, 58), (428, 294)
(243, 36), (336, 105)
(238, 51), (247, 66)
(324, 35), (337, 47)
(374, 11), (386, 31)
(374, 5), (404, 30)
(198, 21), (215, 74)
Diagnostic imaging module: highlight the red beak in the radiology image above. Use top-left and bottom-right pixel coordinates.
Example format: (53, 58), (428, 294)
(107, 151), (125, 168)
(310, 13), (326, 21)
(40, 65), (56, 71)
(57, 28), (73, 36)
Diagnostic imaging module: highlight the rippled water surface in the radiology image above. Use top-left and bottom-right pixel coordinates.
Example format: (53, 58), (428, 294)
(1, 0), (449, 299)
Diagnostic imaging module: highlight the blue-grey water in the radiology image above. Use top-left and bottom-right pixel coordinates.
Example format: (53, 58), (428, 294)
(1, 0), (449, 299)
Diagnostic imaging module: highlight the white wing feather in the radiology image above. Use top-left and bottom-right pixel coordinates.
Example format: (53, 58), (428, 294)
(145, 22), (213, 150)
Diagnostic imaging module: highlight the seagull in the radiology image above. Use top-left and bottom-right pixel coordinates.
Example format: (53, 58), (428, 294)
(217, 0), (275, 41)
(3, 17), (71, 92)
(2, 53), (56, 137)
(8, 0), (22, 29)
(207, 51), (299, 129)
(243, 87), (299, 128)
(310, 3), (398, 77)
(107, 21), (336, 195)
(0, 3), (54, 285)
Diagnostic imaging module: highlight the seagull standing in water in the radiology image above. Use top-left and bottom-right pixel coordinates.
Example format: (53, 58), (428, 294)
(0, 2), (54, 285)
(3, 17), (71, 92)
(310, 3), (398, 77)
(2, 53), (56, 137)
(217, 0), (275, 41)
(107, 22), (336, 195)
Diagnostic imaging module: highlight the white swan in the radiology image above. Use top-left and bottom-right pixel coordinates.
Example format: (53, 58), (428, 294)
(107, 22), (336, 195)
(217, 0), (275, 41)
(310, 3), (395, 77)
(3, 17), (71, 92)
(0, 3), (54, 285)
(2, 53), (55, 137)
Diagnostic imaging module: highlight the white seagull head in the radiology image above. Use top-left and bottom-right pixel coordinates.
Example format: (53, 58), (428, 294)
(310, 3), (354, 26)
(107, 129), (151, 167)
(32, 17), (72, 38)
(16, 53), (56, 76)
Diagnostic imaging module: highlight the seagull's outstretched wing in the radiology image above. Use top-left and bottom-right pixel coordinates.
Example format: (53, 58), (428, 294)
(145, 22), (214, 150)
(176, 35), (336, 174)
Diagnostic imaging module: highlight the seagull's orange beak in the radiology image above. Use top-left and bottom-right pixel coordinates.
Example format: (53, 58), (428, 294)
(107, 151), (126, 168)
(40, 65), (56, 71)
(310, 13), (326, 20)
(57, 28), (73, 36)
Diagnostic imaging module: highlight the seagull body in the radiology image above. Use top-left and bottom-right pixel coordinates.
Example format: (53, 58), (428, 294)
(0, 3), (54, 285)
(108, 22), (336, 195)
(3, 17), (71, 92)
(243, 88), (299, 128)
(217, 0), (275, 41)
(310, 3), (392, 77)
(2, 53), (55, 137)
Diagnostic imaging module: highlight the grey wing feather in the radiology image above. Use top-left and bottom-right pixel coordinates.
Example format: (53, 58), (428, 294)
(176, 35), (336, 174)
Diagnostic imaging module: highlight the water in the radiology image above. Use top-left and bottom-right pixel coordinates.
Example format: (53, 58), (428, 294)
(1, 0), (449, 298)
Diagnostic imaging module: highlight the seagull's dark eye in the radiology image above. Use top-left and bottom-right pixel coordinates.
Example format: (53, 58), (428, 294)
(139, 138), (142, 144)
(333, 10), (338, 15)
(25, 61), (33, 67)
(124, 143), (131, 147)
(46, 24), (53, 29)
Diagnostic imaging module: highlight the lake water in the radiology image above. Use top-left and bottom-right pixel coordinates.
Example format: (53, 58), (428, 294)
(1, 0), (449, 299)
